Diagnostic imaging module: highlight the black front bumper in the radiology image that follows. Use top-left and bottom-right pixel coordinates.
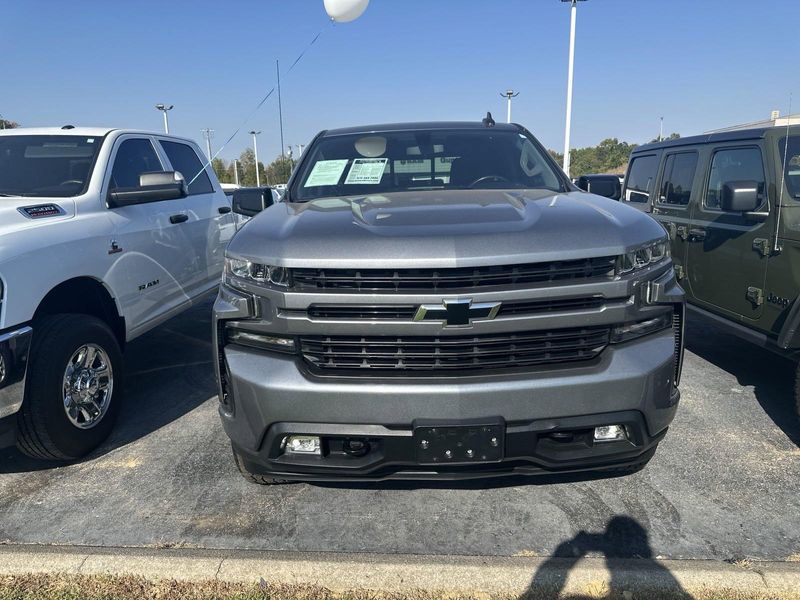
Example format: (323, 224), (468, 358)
(232, 409), (669, 482)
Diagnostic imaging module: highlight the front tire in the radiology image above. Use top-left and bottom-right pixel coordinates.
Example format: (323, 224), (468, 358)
(16, 314), (123, 461)
(232, 446), (293, 485)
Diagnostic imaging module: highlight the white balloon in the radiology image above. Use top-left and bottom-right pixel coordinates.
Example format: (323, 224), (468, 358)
(323, 0), (369, 23)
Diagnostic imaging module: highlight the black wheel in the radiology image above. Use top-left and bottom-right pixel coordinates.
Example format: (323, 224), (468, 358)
(16, 314), (123, 460)
(232, 445), (293, 485)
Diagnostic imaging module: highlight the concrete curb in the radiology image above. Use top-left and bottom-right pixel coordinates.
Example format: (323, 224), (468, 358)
(0, 545), (799, 596)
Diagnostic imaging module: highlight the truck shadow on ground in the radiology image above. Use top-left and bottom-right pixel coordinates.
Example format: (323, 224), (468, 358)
(523, 515), (690, 599)
(684, 311), (800, 447)
(0, 301), (216, 474)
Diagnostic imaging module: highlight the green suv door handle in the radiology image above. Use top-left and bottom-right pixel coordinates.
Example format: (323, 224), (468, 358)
(688, 228), (706, 242)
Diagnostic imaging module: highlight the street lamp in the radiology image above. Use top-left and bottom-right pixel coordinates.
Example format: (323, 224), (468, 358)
(500, 90), (519, 124)
(250, 130), (262, 187)
(561, 0), (586, 177)
(201, 128), (214, 159)
(155, 104), (174, 134)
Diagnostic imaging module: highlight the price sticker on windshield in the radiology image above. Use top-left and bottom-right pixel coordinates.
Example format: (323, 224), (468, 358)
(304, 159), (349, 187)
(345, 158), (388, 185)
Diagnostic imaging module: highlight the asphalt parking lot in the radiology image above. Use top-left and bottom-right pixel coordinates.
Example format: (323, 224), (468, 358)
(1, 295), (799, 562)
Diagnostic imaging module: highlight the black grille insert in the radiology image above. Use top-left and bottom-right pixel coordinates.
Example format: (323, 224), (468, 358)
(292, 257), (616, 292)
(299, 326), (610, 372)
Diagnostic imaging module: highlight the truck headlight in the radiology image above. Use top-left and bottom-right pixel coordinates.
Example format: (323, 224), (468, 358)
(618, 239), (670, 275)
(225, 257), (290, 289)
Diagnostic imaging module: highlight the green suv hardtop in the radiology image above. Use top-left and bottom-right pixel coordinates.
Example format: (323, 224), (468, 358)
(621, 125), (800, 412)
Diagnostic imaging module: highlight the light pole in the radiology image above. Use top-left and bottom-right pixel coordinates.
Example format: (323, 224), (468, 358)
(500, 90), (519, 124)
(250, 130), (262, 187)
(659, 117), (664, 142)
(233, 159), (240, 186)
(561, 0), (586, 177)
(155, 104), (173, 134)
(201, 128), (214, 159)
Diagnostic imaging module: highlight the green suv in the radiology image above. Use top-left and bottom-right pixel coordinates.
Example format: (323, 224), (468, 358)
(622, 125), (800, 414)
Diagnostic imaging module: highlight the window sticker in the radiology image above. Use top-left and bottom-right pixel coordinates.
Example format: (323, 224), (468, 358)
(345, 158), (388, 184)
(304, 159), (349, 187)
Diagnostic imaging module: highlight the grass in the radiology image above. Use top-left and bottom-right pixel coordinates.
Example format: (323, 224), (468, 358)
(1, 574), (800, 600)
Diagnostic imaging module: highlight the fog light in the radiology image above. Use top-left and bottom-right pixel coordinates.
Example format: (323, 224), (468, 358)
(594, 425), (627, 443)
(285, 435), (321, 455)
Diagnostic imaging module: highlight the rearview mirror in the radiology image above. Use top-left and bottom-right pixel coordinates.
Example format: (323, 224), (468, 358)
(108, 171), (187, 207)
(721, 180), (760, 213)
(232, 188), (274, 217)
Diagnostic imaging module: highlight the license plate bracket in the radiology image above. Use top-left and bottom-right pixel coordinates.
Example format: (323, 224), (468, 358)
(413, 417), (505, 464)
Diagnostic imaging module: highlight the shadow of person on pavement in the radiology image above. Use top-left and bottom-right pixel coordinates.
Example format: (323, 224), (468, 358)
(525, 515), (689, 599)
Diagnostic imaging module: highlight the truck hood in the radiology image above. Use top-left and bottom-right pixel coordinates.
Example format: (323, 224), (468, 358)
(0, 198), (75, 239)
(228, 189), (667, 268)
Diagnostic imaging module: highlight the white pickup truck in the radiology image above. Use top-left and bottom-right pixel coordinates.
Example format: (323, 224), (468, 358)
(0, 127), (235, 460)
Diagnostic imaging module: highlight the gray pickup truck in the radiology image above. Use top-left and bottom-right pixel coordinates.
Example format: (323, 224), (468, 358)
(213, 120), (685, 484)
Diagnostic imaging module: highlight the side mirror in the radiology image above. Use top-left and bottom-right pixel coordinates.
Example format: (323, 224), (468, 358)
(232, 188), (274, 217)
(108, 171), (187, 207)
(721, 180), (760, 213)
(588, 179), (621, 200)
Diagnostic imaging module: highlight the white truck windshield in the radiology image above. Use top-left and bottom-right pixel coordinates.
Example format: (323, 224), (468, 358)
(0, 135), (103, 198)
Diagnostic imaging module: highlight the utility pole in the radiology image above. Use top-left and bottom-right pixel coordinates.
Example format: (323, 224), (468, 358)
(500, 90), (519, 123)
(277, 60), (286, 159)
(659, 117), (664, 142)
(155, 104), (173, 134)
(201, 128), (214, 159)
(561, 0), (585, 177)
(233, 159), (240, 186)
(250, 130), (261, 187)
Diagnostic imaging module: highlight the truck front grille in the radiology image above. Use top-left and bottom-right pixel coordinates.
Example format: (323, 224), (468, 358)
(292, 257), (616, 292)
(299, 326), (610, 372)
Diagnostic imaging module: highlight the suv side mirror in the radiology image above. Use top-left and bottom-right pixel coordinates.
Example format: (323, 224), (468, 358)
(588, 179), (621, 200)
(108, 171), (187, 207)
(232, 188), (274, 217)
(721, 180), (760, 212)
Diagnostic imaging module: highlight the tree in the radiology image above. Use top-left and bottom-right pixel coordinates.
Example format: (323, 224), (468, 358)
(0, 117), (19, 129)
(237, 148), (265, 187)
(211, 158), (232, 184)
(649, 132), (681, 143)
(568, 138), (638, 178)
(547, 149), (564, 164)
(265, 155), (295, 185)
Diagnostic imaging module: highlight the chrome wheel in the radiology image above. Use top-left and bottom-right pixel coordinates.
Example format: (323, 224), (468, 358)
(62, 344), (113, 430)
(0, 351), (6, 385)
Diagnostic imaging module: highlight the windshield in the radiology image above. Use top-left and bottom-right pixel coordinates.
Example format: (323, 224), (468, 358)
(291, 128), (564, 201)
(0, 135), (103, 198)
(780, 135), (800, 199)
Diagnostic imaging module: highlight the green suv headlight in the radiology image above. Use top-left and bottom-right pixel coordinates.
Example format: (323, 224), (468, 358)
(225, 257), (290, 289)
(618, 239), (670, 275)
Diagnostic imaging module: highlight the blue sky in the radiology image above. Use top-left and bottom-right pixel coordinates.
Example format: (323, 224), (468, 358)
(3, 0), (798, 163)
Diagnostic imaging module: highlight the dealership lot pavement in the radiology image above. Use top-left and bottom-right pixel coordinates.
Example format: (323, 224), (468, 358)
(1, 297), (799, 561)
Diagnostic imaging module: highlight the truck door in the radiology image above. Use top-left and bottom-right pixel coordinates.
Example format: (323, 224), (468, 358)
(103, 136), (194, 334)
(685, 144), (770, 320)
(158, 139), (235, 295)
(650, 150), (700, 286)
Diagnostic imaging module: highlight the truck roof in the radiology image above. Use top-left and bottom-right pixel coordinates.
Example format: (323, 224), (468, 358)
(0, 127), (195, 142)
(321, 121), (522, 137)
(634, 124), (800, 154)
